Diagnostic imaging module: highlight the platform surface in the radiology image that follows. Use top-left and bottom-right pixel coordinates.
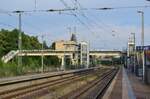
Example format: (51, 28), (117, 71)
(103, 67), (150, 99)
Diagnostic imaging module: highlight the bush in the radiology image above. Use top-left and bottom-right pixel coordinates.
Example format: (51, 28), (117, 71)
(0, 61), (24, 77)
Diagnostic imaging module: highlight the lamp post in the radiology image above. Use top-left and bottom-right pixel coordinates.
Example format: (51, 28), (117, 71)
(137, 11), (147, 83)
(137, 11), (144, 47)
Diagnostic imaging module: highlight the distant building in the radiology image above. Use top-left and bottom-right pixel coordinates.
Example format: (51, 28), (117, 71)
(53, 34), (78, 51)
(54, 40), (78, 51)
(52, 34), (89, 68)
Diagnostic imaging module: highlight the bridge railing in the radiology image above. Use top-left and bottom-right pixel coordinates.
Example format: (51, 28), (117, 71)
(21, 49), (79, 53)
(1, 50), (19, 63)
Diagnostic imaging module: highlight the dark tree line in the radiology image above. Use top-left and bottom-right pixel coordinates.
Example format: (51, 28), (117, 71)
(0, 29), (44, 57)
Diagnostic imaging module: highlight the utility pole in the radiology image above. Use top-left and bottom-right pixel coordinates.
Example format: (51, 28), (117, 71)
(41, 35), (44, 73)
(131, 33), (136, 73)
(18, 12), (22, 67)
(13, 11), (23, 67)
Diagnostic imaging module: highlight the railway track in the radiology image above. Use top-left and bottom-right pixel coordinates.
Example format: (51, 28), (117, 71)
(0, 67), (117, 99)
(0, 67), (107, 99)
(60, 67), (118, 99)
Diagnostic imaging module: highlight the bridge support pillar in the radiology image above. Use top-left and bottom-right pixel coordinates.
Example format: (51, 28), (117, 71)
(61, 56), (65, 70)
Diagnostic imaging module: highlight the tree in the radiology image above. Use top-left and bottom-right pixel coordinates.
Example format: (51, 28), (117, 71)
(0, 28), (61, 77)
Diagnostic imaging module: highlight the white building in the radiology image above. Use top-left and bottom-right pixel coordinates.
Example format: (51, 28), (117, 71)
(78, 41), (89, 68)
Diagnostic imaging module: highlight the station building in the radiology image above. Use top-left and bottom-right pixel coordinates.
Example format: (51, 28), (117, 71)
(52, 33), (89, 69)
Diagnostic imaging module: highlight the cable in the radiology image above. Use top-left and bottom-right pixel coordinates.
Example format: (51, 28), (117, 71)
(0, 9), (76, 15)
(72, 0), (117, 39)
(75, 1), (128, 43)
(63, 0), (119, 48)
(95, 5), (150, 10)
(0, 5), (149, 14)
(59, 0), (96, 34)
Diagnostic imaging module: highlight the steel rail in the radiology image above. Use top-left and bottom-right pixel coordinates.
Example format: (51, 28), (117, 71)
(0, 67), (95, 86)
(60, 68), (118, 99)
(0, 67), (103, 99)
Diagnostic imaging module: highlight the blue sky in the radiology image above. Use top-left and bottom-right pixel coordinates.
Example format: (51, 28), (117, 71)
(0, 0), (150, 50)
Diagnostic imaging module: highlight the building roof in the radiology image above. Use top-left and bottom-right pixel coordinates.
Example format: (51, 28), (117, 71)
(70, 33), (77, 42)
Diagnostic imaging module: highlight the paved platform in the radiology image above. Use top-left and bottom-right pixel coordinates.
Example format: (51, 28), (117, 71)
(127, 70), (150, 99)
(102, 67), (150, 99)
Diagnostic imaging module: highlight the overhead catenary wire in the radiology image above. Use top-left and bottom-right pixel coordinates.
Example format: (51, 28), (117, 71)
(72, 0), (118, 39)
(74, 1), (128, 49)
(0, 8), (77, 36)
(71, 0), (97, 27)
(0, 9), (76, 15)
(74, 1), (126, 35)
(61, 0), (109, 49)
(59, 0), (96, 34)
(0, 4), (149, 40)
(94, 5), (150, 10)
(0, 4), (142, 38)
(70, 0), (103, 38)
(0, 5), (149, 34)
(0, 11), (43, 35)
(0, 5), (149, 14)
(58, 1), (150, 49)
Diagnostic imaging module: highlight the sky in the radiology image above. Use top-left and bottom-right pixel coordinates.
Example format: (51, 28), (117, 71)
(0, 0), (150, 51)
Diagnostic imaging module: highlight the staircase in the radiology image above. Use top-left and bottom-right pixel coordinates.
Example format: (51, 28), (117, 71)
(1, 50), (19, 63)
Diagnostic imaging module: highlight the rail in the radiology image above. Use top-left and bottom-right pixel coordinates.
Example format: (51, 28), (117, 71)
(0, 67), (98, 86)
(0, 67), (101, 99)
(60, 67), (119, 99)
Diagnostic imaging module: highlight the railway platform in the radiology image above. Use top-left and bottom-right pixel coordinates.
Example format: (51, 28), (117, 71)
(103, 67), (150, 99)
